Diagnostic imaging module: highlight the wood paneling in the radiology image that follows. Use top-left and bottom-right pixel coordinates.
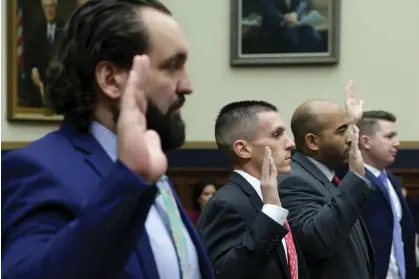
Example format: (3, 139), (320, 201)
(169, 168), (419, 209)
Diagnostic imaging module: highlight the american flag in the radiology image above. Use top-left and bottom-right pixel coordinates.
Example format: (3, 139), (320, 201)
(17, 0), (26, 103)
(17, 0), (23, 70)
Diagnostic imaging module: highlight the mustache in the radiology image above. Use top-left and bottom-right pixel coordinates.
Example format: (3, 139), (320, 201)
(167, 95), (185, 115)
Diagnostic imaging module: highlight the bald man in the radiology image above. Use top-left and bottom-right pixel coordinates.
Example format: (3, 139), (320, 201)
(278, 88), (376, 279)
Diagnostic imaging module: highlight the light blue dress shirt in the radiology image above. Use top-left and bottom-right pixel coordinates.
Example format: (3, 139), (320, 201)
(90, 122), (201, 279)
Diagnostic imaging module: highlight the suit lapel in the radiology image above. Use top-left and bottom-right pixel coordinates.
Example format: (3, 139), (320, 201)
(229, 172), (290, 278)
(365, 169), (392, 208)
(60, 122), (113, 177)
(60, 123), (162, 278)
(358, 217), (376, 275)
(229, 172), (264, 211)
(292, 152), (335, 194)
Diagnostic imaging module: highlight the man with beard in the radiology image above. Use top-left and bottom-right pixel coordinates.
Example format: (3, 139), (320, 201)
(277, 83), (376, 279)
(1, 1), (214, 279)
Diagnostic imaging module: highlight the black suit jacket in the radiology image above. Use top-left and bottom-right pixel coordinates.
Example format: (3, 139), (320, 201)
(197, 172), (310, 279)
(278, 152), (376, 279)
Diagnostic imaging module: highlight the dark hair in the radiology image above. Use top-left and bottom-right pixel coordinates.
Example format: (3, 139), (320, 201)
(191, 176), (217, 211)
(46, 0), (171, 132)
(357, 110), (397, 136)
(215, 100), (278, 156)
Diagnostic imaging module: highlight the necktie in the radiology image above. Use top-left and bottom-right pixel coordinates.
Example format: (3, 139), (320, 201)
(284, 220), (298, 279)
(332, 175), (341, 187)
(157, 177), (189, 279)
(378, 172), (406, 279)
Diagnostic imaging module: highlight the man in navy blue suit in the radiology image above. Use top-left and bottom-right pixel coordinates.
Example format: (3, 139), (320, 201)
(358, 110), (417, 279)
(1, 1), (214, 279)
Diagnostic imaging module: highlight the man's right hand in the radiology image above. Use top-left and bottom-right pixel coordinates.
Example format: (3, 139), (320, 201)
(285, 12), (299, 26)
(261, 147), (281, 206)
(117, 55), (168, 183)
(347, 125), (365, 176)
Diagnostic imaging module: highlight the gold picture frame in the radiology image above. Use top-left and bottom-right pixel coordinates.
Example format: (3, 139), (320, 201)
(6, 0), (84, 122)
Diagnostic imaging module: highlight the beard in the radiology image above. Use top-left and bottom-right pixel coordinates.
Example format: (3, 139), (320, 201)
(145, 96), (186, 151)
(113, 96), (186, 151)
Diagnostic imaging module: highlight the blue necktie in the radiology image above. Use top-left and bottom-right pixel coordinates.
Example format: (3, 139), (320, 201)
(378, 172), (406, 279)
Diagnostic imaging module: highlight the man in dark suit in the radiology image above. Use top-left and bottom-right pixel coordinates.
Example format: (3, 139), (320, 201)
(24, 0), (64, 107)
(1, 1), (214, 279)
(260, 0), (321, 53)
(358, 110), (417, 279)
(278, 83), (376, 279)
(198, 100), (310, 279)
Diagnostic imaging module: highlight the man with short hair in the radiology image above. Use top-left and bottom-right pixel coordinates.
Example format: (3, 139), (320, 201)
(198, 100), (310, 279)
(1, 1), (214, 279)
(278, 83), (376, 279)
(358, 110), (417, 279)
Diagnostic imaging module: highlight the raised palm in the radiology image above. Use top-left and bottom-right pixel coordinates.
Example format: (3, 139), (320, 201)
(117, 55), (167, 183)
(345, 80), (364, 123)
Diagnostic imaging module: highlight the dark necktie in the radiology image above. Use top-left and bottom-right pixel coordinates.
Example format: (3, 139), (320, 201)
(332, 175), (341, 187)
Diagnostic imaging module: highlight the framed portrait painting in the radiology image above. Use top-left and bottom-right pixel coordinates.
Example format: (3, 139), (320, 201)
(230, 0), (341, 66)
(6, 0), (88, 122)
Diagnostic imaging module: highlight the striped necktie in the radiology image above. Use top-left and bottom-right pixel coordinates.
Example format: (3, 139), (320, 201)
(157, 176), (190, 279)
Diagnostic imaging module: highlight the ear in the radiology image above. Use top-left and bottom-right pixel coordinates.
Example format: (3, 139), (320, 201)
(359, 135), (370, 150)
(305, 133), (319, 152)
(95, 61), (128, 100)
(233, 139), (252, 160)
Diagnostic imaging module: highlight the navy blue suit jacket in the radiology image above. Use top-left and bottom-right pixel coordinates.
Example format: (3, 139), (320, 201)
(361, 169), (417, 279)
(1, 123), (214, 279)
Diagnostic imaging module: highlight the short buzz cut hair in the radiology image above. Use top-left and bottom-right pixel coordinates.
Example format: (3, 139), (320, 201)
(357, 110), (397, 136)
(214, 100), (277, 155)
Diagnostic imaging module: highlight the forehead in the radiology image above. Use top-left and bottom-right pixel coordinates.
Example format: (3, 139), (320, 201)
(320, 108), (348, 130)
(140, 8), (188, 62)
(376, 119), (396, 132)
(42, 0), (55, 5)
(256, 111), (285, 132)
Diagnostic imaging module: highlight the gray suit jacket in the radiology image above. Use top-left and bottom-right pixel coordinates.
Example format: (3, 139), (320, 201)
(278, 151), (376, 279)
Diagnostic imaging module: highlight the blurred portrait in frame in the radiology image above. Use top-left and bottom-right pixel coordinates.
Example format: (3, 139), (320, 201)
(7, 0), (87, 122)
(230, 0), (341, 66)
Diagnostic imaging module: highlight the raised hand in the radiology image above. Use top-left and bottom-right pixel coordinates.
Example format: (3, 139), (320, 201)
(347, 125), (365, 176)
(260, 147), (281, 206)
(117, 55), (168, 183)
(345, 80), (364, 123)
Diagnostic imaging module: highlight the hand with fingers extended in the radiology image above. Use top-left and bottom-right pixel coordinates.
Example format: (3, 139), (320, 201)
(345, 80), (364, 124)
(347, 124), (365, 176)
(117, 55), (167, 183)
(260, 147), (282, 207)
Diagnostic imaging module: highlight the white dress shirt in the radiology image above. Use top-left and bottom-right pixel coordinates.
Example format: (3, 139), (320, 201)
(47, 23), (56, 42)
(234, 169), (298, 276)
(365, 164), (403, 279)
(90, 122), (201, 279)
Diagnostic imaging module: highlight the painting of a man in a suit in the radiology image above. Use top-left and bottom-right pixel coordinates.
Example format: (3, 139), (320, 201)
(24, 0), (64, 108)
(241, 0), (329, 55)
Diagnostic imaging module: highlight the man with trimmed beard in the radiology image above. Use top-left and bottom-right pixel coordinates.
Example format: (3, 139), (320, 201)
(278, 83), (376, 279)
(1, 1), (214, 279)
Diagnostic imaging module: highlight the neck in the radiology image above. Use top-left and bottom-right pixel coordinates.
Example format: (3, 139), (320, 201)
(233, 164), (261, 181)
(361, 151), (385, 171)
(306, 153), (335, 171)
(93, 105), (117, 134)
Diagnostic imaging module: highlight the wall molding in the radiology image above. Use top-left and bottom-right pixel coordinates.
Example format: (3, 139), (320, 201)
(2, 140), (419, 151)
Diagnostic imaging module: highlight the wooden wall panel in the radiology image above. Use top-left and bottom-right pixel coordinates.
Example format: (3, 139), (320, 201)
(168, 168), (419, 209)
